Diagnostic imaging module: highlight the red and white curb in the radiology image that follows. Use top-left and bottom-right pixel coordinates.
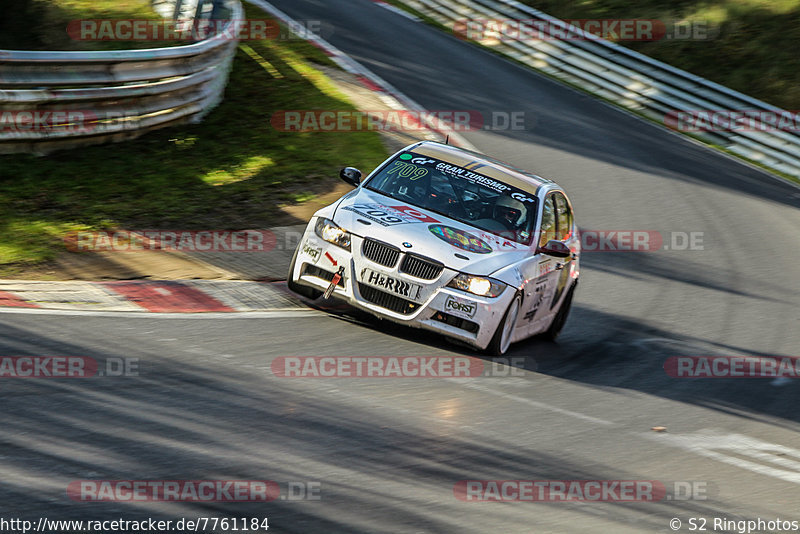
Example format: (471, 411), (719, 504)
(0, 280), (308, 313)
(246, 0), (476, 150)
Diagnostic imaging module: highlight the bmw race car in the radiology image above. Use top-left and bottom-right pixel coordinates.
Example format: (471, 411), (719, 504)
(287, 141), (580, 356)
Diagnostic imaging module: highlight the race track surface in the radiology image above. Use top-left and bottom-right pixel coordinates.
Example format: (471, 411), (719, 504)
(2, 1), (799, 531)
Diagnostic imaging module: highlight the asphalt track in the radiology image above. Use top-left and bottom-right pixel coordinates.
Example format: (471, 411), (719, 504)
(2, 0), (800, 532)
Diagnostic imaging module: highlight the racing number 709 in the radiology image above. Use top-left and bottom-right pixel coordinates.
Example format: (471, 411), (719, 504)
(386, 161), (430, 180)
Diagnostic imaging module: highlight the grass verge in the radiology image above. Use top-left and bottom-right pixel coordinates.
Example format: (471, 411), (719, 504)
(0, 2), (389, 273)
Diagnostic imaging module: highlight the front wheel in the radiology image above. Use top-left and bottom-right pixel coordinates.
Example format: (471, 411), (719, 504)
(487, 292), (522, 357)
(286, 245), (322, 300)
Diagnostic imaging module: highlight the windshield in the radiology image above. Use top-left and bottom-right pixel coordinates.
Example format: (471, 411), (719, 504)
(364, 151), (538, 245)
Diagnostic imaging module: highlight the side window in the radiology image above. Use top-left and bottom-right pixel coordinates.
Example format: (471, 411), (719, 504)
(539, 195), (557, 247)
(554, 192), (573, 241)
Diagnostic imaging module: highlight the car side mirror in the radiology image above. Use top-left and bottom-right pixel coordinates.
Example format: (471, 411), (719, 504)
(340, 167), (362, 187)
(537, 239), (571, 258)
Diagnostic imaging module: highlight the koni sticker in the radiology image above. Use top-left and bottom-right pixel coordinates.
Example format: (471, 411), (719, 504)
(428, 225), (493, 254)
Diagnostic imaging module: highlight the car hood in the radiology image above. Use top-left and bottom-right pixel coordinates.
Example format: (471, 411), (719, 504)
(331, 188), (530, 275)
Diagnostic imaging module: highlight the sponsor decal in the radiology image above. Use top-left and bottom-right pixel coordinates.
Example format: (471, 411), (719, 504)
(342, 203), (431, 226)
(445, 296), (477, 318)
(537, 260), (555, 277)
(389, 205), (439, 223)
(429, 225), (492, 254)
(476, 231), (519, 249)
(302, 242), (321, 263)
(524, 279), (548, 321)
(404, 153), (537, 202)
(510, 192), (535, 203)
(360, 268), (422, 300)
(435, 162), (510, 193)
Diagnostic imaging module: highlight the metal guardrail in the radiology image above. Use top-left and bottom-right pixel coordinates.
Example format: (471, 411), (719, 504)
(0, 0), (242, 154)
(399, 0), (800, 179)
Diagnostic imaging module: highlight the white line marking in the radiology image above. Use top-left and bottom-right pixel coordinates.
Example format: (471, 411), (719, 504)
(449, 379), (614, 426)
(646, 431), (800, 485)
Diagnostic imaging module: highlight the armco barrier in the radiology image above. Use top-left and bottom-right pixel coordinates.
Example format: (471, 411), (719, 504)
(0, 0), (242, 154)
(398, 0), (800, 179)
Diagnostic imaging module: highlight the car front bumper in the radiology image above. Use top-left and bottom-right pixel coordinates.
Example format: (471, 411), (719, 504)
(289, 222), (515, 350)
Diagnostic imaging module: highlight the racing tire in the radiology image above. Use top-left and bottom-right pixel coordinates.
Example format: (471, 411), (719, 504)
(287, 245), (323, 300)
(542, 282), (576, 341)
(487, 292), (522, 357)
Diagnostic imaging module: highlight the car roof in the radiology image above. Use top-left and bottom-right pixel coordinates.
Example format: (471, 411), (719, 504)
(409, 141), (553, 193)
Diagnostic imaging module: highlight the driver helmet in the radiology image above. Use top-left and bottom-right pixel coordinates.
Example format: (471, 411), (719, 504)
(494, 195), (527, 227)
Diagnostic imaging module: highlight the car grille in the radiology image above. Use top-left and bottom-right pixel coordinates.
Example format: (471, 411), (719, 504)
(362, 238), (400, 268)
(358, 283), (418, 315)
(399, 254), (444, 280)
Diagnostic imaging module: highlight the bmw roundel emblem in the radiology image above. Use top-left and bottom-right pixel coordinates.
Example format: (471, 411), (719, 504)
(402, 242), (413, 248)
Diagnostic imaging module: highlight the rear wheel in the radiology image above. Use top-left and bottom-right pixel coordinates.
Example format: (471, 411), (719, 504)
(287, 245), (322, 300)
(487, 292), (522, 357)
(542, 282), (576, 341)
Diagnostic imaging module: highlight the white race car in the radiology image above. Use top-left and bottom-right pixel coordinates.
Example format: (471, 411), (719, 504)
(288, 141), (580, 355)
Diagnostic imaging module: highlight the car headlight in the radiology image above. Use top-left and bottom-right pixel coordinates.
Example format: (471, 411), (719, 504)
(315, 217), (351, 251)
(447, 273), (507, 298)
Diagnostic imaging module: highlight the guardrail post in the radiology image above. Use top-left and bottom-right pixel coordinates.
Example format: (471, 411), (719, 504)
(194, 0), (208, 23)
(172, 0), (184, 21)
(210, 0), (226, 21)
